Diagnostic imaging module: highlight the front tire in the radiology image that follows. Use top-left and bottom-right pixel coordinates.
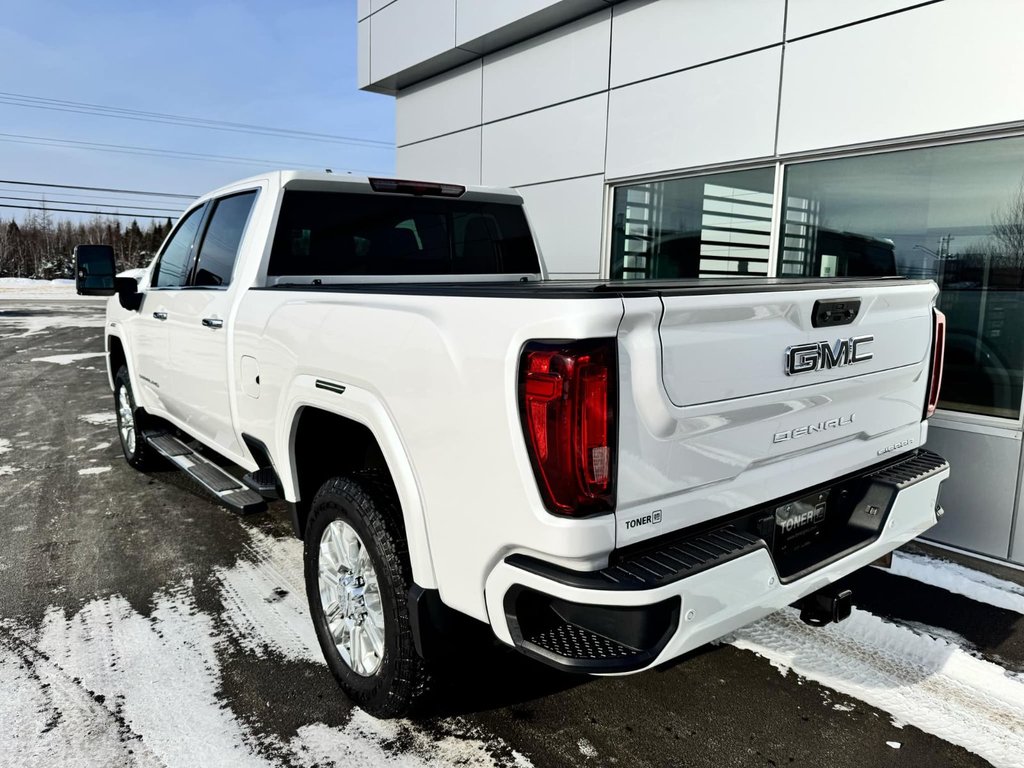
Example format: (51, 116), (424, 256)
(114, 365), (155, 470)
(304, 475), (431, 718)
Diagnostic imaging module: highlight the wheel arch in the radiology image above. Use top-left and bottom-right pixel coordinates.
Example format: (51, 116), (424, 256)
(283, 399), (437, 590)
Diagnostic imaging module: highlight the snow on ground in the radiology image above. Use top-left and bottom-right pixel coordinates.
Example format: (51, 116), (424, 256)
(891, 551), (1024, 614)
(31, 352), (106, 366)
(731, 604), (1024, 767)
(77, 466), (112, 476)
(0, 526), (534, 768)
(79, 413), (117, 427)
(0, 438), (10, 455)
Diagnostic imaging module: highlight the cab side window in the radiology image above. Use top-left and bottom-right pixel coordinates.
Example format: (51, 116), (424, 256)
(193, 191), (258, 287)
(153, 204), (207, 288)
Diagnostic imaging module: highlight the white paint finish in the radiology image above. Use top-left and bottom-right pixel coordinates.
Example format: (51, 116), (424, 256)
(786, 0), (924, 39)
(516, 175), (606, 273)
(606, 47), (780, 179)
(778, 0), (1024, 154)
(397, 127), (482, 184)
(456, 0), (606, 48)
(610, 0), (785, 87)
(482, 10), (610, 123)
(368, 0), (457, 83)
(357, 18), (371, 88)
(481, 93), (608, 186)
(397, 60), (482, 146)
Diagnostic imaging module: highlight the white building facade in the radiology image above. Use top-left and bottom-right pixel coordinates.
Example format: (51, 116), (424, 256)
(358, 0), (1024, 566)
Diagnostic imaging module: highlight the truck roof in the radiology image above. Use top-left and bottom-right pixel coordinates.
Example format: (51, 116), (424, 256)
(195, 170), (524, 207)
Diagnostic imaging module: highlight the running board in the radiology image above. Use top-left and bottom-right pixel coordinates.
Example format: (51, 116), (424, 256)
(144, 431), (267, 514)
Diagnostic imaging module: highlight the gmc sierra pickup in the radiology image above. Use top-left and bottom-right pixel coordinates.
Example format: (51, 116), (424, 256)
(81, 171), (949, 717)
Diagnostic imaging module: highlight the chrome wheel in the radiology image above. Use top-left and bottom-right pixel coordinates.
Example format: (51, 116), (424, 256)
(318, 519), (385, 676)
(117, 386), (136, 456)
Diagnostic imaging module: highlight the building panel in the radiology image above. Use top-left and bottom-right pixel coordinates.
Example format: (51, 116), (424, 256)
(481, 93), (608, 187)
(457, 0), (609, 50)
(785, 0), (926, 39)
(517, 174), (605, 274)
(778, 0), (1024, 154)
(368, 0), (458, 85)
(358, 18), (371, 87)
(397, 61), (482, 146)
(482, 10), (610, 123)
(922, 425), (1021, 559)
(610, 0), (784, 87)
(396, 127), (482, 184)
(606, 48), (780, 179)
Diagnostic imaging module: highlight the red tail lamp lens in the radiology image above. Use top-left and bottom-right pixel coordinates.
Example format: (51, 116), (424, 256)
(925, 309), (946, 418)
(519, 339), (617, 516)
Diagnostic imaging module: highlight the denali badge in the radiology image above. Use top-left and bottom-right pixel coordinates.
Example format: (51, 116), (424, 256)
(773, 414), (855, 444)
(785, 335), (874, 376)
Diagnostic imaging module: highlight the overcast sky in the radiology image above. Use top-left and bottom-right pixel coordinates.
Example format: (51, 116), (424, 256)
(0, 0), (394, 220)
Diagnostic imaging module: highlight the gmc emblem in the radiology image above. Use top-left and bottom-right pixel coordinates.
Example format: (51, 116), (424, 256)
(785, 335), (874, 376)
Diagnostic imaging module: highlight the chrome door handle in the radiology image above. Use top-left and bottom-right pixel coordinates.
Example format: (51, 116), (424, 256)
(152, 311), (168, 321)
(202, 317), (224, 329)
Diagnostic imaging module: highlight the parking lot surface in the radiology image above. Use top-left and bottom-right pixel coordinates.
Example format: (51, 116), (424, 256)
(1, 297), (1022, 767)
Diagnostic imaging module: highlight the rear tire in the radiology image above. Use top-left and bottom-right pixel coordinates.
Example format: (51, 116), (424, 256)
(114, 365), (156, 471)
(304, 474), (431, 718)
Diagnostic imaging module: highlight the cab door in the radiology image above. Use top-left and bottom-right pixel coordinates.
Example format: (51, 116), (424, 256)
(132, 202), (208, 414)
(160, 190), (258, 457)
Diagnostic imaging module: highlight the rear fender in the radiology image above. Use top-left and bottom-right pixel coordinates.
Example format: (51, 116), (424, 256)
(277, 375), (437, 589)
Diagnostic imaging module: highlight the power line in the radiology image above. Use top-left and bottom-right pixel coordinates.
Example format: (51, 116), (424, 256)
(0, 91), (393, 148)
(0, 203), (172, 220)
(0, 186), (186, 206)
(0, 132), (388, 174)
(0, 178), (197, 199)
(0, 195), (182, 214)
(0, 131), (335, 170)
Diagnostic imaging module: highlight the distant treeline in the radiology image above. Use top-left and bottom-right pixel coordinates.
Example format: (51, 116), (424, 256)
(0, 213), (173, 279)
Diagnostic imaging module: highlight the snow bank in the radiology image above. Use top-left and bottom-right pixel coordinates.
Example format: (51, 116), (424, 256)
(891, 551), (1024, 614)
(731, 608), (1024, 768)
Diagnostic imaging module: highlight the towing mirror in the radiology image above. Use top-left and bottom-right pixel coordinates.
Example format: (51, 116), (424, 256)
(74, 244), (117, 296)
(115, 276), (143, 312)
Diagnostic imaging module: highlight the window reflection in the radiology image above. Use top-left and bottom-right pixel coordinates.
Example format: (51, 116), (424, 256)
(610, 168), (775, 280)
(781, 138), (1024, 419)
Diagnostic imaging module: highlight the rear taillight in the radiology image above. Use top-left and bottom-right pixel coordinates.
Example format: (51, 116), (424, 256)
(518, 339), (617, 516)
(925, 308), (946, 418)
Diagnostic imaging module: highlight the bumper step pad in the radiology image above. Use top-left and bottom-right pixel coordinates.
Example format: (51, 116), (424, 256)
(525, 622), (639, 662)
(143, 431), (267, 514)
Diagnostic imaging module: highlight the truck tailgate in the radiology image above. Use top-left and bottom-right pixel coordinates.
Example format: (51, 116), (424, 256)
(614, 280), (938, 548)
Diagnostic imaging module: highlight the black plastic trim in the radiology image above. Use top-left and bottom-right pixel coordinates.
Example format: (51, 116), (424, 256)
(250, 276), (931, 301)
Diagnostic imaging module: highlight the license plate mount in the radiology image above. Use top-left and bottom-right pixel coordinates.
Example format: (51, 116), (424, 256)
(773, 489), (830, 557)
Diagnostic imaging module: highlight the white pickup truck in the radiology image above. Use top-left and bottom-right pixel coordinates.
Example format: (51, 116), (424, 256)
(80, 171), (949, 717)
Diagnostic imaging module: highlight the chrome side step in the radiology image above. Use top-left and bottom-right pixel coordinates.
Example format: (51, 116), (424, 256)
(144, 431), (267, 514)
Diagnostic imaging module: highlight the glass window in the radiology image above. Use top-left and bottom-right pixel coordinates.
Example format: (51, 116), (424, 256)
(153, 204), (206, 288)
(610, 168), (775, 280)
(267, 191), (540, 277)
(193, 191), (257, 287)
(781, 137), (1024, 419)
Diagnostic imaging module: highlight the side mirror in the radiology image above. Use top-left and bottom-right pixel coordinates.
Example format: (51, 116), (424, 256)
(74, 244), (117, 296)
(115, 276), (143, 312)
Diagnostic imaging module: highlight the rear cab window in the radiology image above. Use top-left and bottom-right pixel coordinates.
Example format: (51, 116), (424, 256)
(267, 191), (540, 279)
(193, 191), (258, 287)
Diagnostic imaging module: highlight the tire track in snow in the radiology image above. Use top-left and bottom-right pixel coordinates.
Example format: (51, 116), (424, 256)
(730, 608), (1024, 767)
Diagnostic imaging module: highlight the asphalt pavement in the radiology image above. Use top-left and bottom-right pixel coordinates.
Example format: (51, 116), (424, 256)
(1, 297), (1021, 768)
